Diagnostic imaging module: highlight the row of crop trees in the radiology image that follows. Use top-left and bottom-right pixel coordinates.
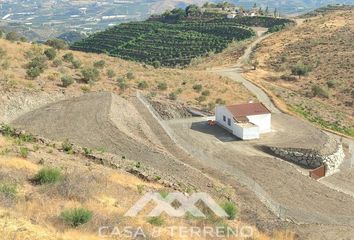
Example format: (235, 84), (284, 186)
(71, 20), (255, 67)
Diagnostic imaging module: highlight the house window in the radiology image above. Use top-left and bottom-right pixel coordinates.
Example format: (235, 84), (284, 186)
(223, 115), (226, 122)
(227, 118), (231, 126)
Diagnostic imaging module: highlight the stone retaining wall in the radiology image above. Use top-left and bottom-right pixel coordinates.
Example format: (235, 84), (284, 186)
(270, 144), (345, 175)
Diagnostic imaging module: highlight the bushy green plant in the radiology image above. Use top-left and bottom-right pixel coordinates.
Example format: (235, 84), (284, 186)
(126, 72), (135, 80)
(44, 48), (57, 60)
(221, 201), (237, 220)
(71, 59), (82, 69)
(327, 80), (337, 88)
(63, 53), (74, 62)
(81, 67), (100, 83)
(138, 81), (148, 89)
(312, 85), (329, 98)
(60, 207), (93, 227)
(193, 84), (203, 92)
(33, 167), (62, 185)
(152, 60), (161, 69)
(106, 69), (116, 78)
(118, 78), (128, 91)
(291, 62), (310, 78)
(61, 75), (74, 87)
(195, 95), (206, 103)
(169, 92), (177, 100)
(157, 81), (168, 91)
(5, 31), (20, 42)
(215, 98), (226, 105)
(19, 147), (29, 158)
(93, 60), (106, 69)
(45, 39), (68, 50)
(62, 139), (73, 154)
(26, 67), (42, 79)
(202, 90), (210, 96)
(53, 59), (63, 67)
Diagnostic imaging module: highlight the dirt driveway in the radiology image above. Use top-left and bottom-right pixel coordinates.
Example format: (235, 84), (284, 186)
(164, 115), (354, 227)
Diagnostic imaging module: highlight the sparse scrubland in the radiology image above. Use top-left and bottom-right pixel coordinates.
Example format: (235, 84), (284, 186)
(245, 8), (354, 137)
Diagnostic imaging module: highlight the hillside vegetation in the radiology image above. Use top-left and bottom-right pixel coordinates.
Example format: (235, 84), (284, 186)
(245, 8), (354, 136)
(72, 13), (292, 67)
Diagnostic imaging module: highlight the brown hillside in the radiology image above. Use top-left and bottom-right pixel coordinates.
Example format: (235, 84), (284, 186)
(245, 8), (354, 136)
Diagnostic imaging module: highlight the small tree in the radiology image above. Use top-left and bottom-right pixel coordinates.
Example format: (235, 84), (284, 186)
(291, 62), (310, 79)
(61, 75), (74, 87)
(26, 67), (42, 79)
(81, 68), (100, 83)
(118, 78), (128, 91)
(168, 92), (177, 100)
(44, 48), (57, 60)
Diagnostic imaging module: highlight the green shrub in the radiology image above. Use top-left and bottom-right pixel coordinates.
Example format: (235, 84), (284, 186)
(61, 75), (74, 87)
(44, 48), (57, 60)
(33, 167), (62, 185)
(93, 60), (105, 69)
(312, 85), (329, 98)
(157, 81), (168, 91)
(71, 59), (82, 69)
(147, 216), (164, 226)
(221, 201), (237, 220)
(169, 92), (177, 100)
(19, 147), (29, 158)
(138, 81), (148, 89)
(62, 139), (73, 154)
(202, 90), (210, 96)
(45, 39), (68, 50)
(215, 98), (226, 105)
(0, 182), (17, 199)
(26, 67), (42, 79)
(53, 59), (63, 67)
(118, 79), (128, 91)
(193, 84), (203, 92)
(81, 67), (100, 83)
(291, 62), (310, 78)
(195, 95), (206, 103)
(327, 80), (337, 88)
(126, 72), (135, 80)
(27, 56), (48, 72)
(60, 207), (93, 227)
(63, 53), (74, 62)
(106, 69), (116, 78)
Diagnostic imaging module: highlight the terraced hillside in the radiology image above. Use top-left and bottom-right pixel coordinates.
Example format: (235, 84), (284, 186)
(71, 17), (292, 67)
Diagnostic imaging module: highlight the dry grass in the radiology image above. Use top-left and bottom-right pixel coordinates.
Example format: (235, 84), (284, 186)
(0, 134), (296, 240)
(0, 38), (253, 109)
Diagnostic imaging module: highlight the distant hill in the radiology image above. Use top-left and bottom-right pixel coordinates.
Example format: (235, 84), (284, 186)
(246, 7), (354, 136)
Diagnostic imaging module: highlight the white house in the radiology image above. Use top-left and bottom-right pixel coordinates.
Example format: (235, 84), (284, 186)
(215, 102), (271, 140)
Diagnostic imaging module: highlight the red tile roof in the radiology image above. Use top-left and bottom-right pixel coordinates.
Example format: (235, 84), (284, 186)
(226, 103), (271, 122)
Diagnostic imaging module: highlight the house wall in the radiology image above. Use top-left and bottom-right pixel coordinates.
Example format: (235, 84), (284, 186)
(240, 126), (260, 140)
(215, 106), (234, 132)
(233, 124), (260, 140)
(247, 114), (271, 133)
